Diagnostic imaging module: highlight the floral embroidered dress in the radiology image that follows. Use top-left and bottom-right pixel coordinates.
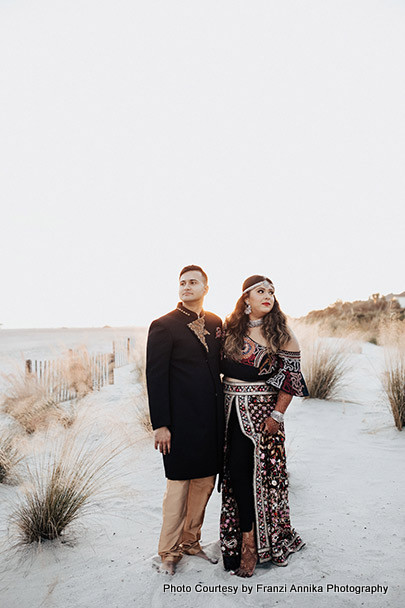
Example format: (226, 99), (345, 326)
(220, 335), (309, 569)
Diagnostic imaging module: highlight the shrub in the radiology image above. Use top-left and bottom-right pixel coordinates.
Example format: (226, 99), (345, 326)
(299, 294), (404, 344)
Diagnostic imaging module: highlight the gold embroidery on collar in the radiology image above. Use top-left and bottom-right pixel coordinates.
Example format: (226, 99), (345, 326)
(187, 317), (210, 352)
(177, 305), (191, 316)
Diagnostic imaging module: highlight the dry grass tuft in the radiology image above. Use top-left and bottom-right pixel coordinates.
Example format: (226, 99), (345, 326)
(132, 400), (153, 436)
(382, 349), (405, 431)
(11, 430), (125, 544)
(378, 320), (405, 350)
(1, 371), (74, 434)
(0, 430), (23, 484)
(301, 337), (349, 401)
(63, 347), (93, 398)
(0, 347), (96, 434)
(130, 345), (153, 435)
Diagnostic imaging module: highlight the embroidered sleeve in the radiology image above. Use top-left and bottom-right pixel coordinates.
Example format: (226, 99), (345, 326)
(265, 349), (309, 397)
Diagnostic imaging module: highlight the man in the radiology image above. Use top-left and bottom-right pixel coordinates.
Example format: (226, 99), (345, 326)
(146, 265), (223, 575)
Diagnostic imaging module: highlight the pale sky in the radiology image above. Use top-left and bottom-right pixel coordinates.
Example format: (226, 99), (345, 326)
(1, 0), (404, 328)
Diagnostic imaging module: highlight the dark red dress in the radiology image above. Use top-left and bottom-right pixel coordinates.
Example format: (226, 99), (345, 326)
(220, 336), (308, 570)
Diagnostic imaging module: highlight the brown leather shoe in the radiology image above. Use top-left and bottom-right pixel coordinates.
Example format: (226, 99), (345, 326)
(232, 529), (257, 578)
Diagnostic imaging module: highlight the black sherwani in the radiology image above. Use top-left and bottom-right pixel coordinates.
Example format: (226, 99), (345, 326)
(146, 303), (224, 480)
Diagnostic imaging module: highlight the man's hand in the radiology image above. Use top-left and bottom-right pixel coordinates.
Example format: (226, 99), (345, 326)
(154, 426), (171, 455)
(260, 417), (280, 435)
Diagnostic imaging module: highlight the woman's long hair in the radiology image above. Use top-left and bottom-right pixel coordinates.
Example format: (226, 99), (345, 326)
(223, 275), (291, 360)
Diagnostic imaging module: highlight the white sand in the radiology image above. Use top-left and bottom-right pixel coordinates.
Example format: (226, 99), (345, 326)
(0, 331), (404, 608)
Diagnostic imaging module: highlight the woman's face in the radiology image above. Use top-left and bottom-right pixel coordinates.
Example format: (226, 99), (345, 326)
(245, 284), (275, 319)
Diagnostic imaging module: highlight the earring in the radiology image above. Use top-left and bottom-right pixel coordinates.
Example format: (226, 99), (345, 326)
(244, 303), (252, 315)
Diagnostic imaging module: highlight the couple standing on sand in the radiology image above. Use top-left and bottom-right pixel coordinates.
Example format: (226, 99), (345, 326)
(146, 265), (308, 578)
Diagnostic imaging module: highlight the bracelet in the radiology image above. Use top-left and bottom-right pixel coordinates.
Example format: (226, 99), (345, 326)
(270, 410), (284, 424)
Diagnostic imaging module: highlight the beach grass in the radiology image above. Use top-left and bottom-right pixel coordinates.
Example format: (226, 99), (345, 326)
(382, 349), (405, 431)
(1, 371), (74, 434)
(301, 338), (349, 401)
(0, 430), (23, 484)
(62, 347), (93, 398)
(11, 429), (125, 544)
(130, 346), (153, 435)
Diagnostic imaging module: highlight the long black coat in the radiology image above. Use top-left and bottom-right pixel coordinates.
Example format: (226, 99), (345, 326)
(146, 303), (224, 480)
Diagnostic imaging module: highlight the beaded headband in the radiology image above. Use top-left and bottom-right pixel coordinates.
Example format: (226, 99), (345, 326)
(242, 279), (274, 295)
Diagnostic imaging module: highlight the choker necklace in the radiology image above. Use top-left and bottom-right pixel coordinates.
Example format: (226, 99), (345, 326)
(247, 318), (264, 328)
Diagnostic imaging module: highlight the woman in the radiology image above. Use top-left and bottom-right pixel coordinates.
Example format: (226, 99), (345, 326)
(220, 275), (309, 577)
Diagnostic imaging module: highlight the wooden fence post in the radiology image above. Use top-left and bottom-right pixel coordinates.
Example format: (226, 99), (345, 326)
(108, 353), (115, 384)
(25, 359), (32, 375)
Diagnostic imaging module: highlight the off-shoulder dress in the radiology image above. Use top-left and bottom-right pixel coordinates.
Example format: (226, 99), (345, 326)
(220, 335), (309, 570)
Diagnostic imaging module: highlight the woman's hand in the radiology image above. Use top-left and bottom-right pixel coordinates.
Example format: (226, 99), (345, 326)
(260, 416), (280, 435)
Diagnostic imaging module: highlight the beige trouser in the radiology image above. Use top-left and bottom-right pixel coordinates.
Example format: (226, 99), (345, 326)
(158, 475), (215, 563)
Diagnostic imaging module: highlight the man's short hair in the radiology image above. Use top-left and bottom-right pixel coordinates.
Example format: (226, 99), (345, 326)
(179, 265), (208, 284)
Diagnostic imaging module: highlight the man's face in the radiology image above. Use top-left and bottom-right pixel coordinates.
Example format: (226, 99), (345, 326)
(179, 271), (208, 304)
